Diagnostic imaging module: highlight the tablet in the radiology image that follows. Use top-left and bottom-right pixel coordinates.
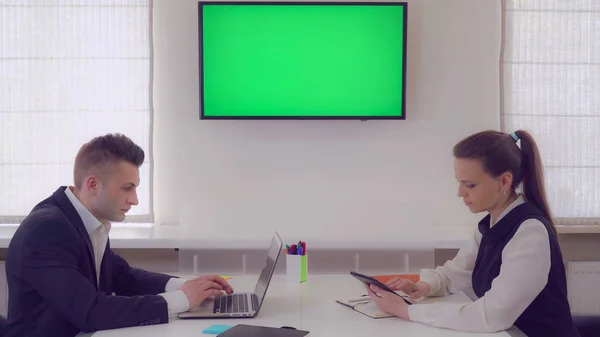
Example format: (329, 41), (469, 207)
(350, 271), (413, 305)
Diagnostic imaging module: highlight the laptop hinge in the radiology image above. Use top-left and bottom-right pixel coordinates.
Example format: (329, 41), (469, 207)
(252, 294), (259, 311)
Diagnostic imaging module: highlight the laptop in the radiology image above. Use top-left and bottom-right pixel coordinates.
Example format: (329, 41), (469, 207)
(177, 232), (284, 319)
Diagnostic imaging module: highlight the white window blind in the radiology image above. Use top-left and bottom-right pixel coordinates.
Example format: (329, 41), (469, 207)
(501, 0), (600, 225)
(0, 0), (153, 223)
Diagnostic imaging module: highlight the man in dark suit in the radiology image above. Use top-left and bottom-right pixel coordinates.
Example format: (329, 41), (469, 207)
(5, 134), (233, 336)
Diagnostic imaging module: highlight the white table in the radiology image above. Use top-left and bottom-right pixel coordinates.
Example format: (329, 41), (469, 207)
(93, 274), (515, 337)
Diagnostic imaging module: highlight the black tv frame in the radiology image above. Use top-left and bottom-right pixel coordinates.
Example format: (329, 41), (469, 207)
(198, 1), (408, 120)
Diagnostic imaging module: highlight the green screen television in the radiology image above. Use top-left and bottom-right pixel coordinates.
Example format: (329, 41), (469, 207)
(198, 1), (407, 120)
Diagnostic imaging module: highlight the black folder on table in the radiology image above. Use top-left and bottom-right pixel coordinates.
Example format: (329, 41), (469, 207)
(217, 324), (310, 337)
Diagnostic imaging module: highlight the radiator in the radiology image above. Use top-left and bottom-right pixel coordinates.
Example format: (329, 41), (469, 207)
(567, 261), (600, 314)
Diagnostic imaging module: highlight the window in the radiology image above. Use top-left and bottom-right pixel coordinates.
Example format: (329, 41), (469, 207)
(0, 0), (153, 223)
(501, 0), (600, 225)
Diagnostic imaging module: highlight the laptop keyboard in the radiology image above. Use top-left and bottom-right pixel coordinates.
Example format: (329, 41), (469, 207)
(213, 293), (249, 314)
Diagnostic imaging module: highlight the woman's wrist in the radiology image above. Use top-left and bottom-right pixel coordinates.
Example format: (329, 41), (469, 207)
(395, 302), (411, 320)
(417, 281), (431, 296)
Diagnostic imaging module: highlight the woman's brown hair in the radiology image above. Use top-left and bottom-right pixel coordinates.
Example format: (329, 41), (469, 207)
(453, 130), (555, 232)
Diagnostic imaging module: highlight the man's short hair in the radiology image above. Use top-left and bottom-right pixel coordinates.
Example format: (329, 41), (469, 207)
(73, 133), (145, 189)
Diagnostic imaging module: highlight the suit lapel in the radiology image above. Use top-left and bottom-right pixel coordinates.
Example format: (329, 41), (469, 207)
(52, 186), (98, 287)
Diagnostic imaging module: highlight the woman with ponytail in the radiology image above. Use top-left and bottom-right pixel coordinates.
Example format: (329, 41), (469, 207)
(366, 130), (580, 337)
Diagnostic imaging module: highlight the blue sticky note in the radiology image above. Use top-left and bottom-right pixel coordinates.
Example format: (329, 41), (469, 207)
(202, 324), (233, 334)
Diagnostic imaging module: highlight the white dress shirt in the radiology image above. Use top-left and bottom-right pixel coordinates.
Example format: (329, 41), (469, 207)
(64, 187), (190, 317)
(408, 195), (552, 333)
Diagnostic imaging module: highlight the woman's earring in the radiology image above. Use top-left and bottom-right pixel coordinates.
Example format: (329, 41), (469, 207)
(503, 189), (507, 196)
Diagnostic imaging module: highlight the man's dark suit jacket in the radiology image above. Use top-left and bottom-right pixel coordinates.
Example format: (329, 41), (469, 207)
(5, 186), (177, 337)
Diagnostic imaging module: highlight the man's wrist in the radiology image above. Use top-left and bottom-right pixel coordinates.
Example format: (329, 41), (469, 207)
(159, 290), (190, 316)
(165, 277), (187, 292)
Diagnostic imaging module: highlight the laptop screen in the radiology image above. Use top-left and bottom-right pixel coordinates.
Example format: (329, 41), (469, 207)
(253, 232), (283, 307)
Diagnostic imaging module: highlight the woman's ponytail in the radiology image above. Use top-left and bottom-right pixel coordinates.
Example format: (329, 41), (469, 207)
(514, 130), (556, 234)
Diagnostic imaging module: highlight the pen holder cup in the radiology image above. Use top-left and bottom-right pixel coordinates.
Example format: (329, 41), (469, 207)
(286, 254), (307, 283)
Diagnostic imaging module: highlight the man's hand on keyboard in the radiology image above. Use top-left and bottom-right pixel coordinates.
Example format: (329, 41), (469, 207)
(192, 275), (234, 294)
(181, 275), (234, 308)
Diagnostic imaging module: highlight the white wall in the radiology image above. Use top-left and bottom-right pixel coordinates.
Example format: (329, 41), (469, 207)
(151, 0), (501, 241)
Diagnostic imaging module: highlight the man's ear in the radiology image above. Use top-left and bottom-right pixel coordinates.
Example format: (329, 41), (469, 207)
(85, 175), (100, 196)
